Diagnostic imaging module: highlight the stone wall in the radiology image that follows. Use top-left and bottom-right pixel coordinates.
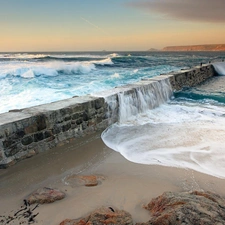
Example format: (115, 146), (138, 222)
(0, 96), (109, 168)
(168, 64), (215, 91)
(0, 64), (216, 168)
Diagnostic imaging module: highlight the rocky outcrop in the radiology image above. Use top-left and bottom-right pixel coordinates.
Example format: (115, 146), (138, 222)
(163, 44), (225, 51)
(137, 191), (225, 225)
(26, 187), (66, 204)
(64, 174), (105, 187)
(59, 206), (133, 225)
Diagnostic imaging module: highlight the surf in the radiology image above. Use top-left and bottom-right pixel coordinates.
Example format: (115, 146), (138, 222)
(212, 62), (225, 76)
(101, 74), (225, 179)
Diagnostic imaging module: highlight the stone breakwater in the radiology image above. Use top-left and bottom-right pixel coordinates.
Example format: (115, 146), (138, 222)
(0, 64), (216, 168)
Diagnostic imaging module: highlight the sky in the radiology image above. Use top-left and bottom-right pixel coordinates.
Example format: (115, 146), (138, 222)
(0, 0), (225, 52)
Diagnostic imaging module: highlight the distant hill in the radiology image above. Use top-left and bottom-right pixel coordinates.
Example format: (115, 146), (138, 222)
(163, 44), (225, 51)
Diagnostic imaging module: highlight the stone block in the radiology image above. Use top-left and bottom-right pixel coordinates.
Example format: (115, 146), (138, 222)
(87, 108), (96, 118)
(44, 130), (53, 139)
(72, 112), (80, 120)
(71, 123), (77, 129)
(4, 129), (10, 137)
(95, 98), (104, 109)
(21, 135), (33, 146)
(52, 124), (61, 134)
(60, 107), (72, 116)
(24, 124), (38, 134)
(64, 115), (71, 121)
(62, 123), (71, 132)
(96, 115), (103, 124)
(45, 135), (55, 142)
(82, 112), (89, 121)
(16, 130), (25, 138)
(3, 138), (16, 149)
(36, 114), (47, 131)
(5, 143), (20, 157)
(33, 132), (44, 142)
(76, 118), (83, 125)
(82, 122), (88, 130)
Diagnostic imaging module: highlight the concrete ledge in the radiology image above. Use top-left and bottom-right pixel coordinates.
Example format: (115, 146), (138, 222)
(0, 64), (217, 168)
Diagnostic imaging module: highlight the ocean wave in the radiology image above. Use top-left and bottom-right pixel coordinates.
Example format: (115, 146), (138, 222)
(0, 61), (97, 79)
(107, 53), (120, 58)
(56, 62), (96, 74)
(0, 53), (117, 62)
(90, 57), (113, 65)
(0, 53), (47, 59)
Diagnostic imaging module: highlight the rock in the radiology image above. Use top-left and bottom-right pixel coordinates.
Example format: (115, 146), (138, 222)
(26, 187), (65, 204)
(137, 191), (225, 225)
(64, 174), (105, 187)
(59, 206), (133, 225)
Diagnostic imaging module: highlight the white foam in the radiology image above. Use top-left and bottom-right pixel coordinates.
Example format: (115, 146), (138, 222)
(91, 57), (113, 65)
(107, 53), (119, 58)
(0, 53), (107, 60)
(56, 62), (96, 74)
(212, 62), (225, 76)
(21, 69), (35, 78)
(0, 61), (96, 78)
(0, 53), (47, 59)
(119, 80), (173, 123)
(0, 87), (70, 113)
(101, 101), (225, 179)
(111, 73), (120, 78)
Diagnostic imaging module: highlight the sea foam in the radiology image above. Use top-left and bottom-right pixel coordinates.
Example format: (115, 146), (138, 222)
(101, 101), (225, 179)
(212, 62), (225, 76)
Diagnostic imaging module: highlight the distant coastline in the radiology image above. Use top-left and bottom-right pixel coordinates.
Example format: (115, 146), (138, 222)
(162, 44), (225, 51)
(147, 44), (225, 52)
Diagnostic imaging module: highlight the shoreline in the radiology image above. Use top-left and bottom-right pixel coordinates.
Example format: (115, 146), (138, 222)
(1, 132), (225, 224)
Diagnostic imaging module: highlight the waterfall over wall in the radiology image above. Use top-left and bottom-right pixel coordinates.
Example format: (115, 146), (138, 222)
(95, 76), (173, 124)
(117, 78), (172, 123)
(212, 62), (225, 76)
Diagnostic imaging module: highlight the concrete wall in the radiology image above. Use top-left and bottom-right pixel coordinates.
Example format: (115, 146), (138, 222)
(0, 64), (216, 168)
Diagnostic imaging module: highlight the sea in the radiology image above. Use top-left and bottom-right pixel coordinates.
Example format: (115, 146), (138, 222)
(1, 51), (225, 179)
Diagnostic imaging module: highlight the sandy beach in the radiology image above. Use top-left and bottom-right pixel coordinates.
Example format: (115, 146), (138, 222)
(1, 131), (225, 224)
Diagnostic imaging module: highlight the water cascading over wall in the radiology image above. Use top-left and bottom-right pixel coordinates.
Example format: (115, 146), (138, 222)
(0, 63), (216, 167)
(100, 77), (173, 124)
(212, 62), (225, 76)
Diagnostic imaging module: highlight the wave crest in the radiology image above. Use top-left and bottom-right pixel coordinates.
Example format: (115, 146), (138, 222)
(1, 62), (97, 79)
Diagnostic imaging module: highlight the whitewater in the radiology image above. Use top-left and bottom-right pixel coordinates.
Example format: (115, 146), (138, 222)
(100, 58), (225, 179)
(1, 51), (224, 114)
(1, 51), (225, 179)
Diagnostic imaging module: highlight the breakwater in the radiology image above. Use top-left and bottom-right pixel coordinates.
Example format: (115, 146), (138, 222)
(0, 64), (216, 168)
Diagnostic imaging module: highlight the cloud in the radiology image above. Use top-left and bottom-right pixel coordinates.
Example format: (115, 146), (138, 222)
(128, 0), (225, 23)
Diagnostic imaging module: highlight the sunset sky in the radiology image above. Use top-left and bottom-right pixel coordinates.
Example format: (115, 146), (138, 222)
(1, 0), (225, 52)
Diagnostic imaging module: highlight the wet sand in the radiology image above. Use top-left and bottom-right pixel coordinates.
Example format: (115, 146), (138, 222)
(1, 131), (225, 225)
